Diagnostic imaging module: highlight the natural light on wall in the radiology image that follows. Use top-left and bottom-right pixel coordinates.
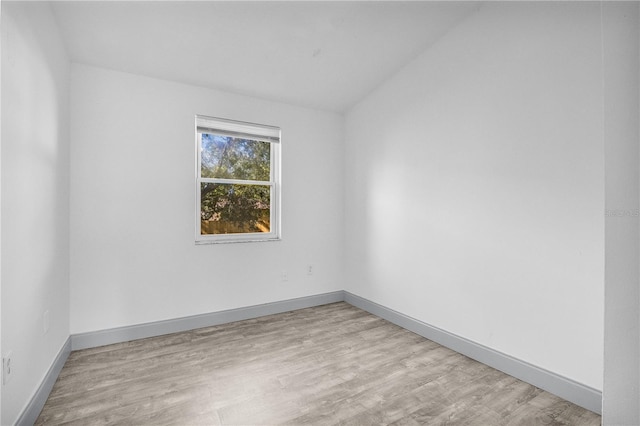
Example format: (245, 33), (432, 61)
(195, 115), (281, 244)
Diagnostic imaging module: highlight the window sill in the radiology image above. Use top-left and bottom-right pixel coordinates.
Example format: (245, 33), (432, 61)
(195, 236), (282, 245)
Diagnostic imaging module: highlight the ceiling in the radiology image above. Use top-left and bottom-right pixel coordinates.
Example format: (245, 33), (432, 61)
(51, 1), (480, 112)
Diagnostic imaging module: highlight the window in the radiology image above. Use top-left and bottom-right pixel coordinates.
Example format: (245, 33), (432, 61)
(195, 115), (281, 243)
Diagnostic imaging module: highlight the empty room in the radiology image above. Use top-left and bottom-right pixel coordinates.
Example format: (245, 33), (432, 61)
(1, 1), (639, 425)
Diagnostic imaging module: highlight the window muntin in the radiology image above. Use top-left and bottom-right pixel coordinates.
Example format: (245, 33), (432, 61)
(196, 116), (280, 243)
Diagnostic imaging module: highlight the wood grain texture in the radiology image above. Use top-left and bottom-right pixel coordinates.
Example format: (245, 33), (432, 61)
(36, 303), (601, 425)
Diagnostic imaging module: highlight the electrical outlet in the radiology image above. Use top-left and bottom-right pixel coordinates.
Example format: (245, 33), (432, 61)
(3, 352), (13, 386)
(307, 265), (314, 276)
(281, 270), (288, 282)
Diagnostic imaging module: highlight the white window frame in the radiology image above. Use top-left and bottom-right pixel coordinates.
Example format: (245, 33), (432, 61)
(195, 115), (281, 244)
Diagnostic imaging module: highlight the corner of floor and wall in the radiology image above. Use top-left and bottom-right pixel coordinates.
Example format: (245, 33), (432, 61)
(4, 290), (611, 426)
(2, 1), (640, 426)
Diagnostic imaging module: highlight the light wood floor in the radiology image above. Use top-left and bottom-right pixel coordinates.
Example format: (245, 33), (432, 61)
(36, 302), (601, 425)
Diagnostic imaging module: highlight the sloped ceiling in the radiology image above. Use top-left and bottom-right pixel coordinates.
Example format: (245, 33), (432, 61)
(52, 1), (480, 112)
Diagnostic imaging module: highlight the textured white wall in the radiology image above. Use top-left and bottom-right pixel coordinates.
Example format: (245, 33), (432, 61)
(345, 2), (604, 390)
(602, 2), (640, 424)
(70, 65), (344, 334)
(1, 2), (71, 424)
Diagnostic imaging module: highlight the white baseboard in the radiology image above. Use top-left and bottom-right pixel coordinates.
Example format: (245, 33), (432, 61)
(22, 290), (601, 424)
(17, 337), (71, 426)
(71, 291), (345, 350)
(343, 291), (602, 415)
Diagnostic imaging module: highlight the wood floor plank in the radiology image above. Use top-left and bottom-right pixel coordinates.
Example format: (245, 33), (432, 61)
(35, 303), (601, 425)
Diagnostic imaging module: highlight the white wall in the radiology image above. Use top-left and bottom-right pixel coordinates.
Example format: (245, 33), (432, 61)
(1, 3), (4, 421)
(1, 2), (4, 421)
(3, 1), (637, 423)
(345, 2), (604, 391)
(602, 2), (640, 424)
(1, 2), (71, 425)
(70, 65), (344, 334)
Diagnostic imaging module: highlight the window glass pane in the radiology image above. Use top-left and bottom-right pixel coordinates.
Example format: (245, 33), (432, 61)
(200, 183), (270, 235)
(200, 134), (270, 181)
